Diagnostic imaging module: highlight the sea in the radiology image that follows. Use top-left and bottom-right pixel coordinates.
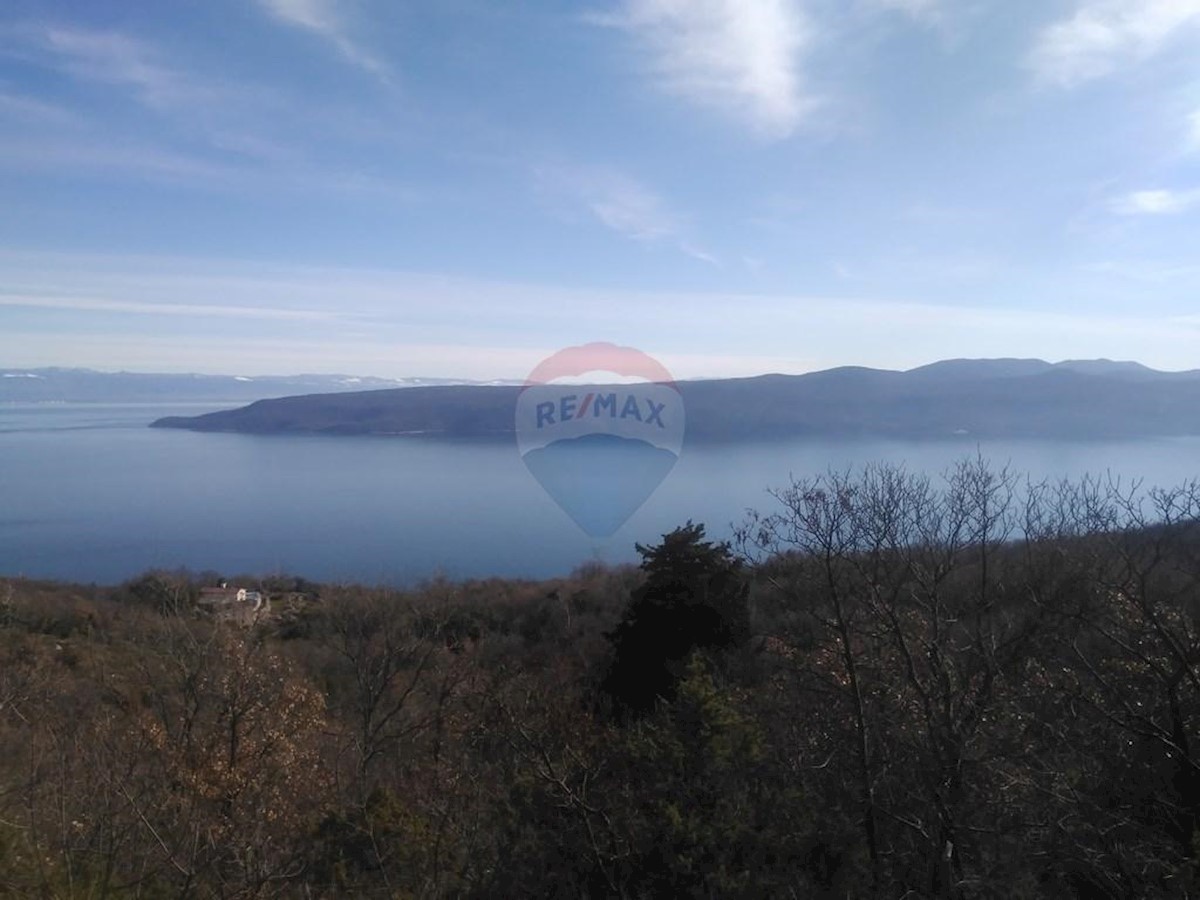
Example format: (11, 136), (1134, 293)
(2, 401), (1199, 585)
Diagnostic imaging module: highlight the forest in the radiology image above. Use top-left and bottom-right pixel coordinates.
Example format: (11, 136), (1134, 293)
(3, 458), (1200, 898)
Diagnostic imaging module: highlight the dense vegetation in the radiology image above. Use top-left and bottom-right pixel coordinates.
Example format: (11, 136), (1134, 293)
(3, 459), (1200, 897)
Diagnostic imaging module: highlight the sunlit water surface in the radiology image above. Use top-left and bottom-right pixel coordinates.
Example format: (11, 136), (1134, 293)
(2, 402), (1198, 584)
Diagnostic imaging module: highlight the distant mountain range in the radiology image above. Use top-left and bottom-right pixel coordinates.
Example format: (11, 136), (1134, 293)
(149, 358), (1200, 441)
(0, 368), (518, 403)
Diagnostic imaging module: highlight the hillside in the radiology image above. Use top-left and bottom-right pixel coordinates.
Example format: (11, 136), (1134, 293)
(4, 465), (1200, 896)
(151, 358), (1200, 440)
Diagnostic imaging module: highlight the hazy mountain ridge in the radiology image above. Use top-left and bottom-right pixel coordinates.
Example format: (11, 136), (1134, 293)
(0, 368), (520, 403)
(149, 358), (1200, 441)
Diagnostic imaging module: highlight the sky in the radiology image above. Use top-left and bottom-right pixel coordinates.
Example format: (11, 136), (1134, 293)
(2, 0), (1200, 379)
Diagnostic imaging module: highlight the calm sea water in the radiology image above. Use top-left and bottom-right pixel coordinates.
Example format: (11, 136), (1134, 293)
(2, 402), (1199, 585)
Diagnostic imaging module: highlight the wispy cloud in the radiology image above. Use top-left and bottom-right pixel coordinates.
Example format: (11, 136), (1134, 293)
(0, 292), (340, 322)
(1084, 258), (1200, 283)
(0, 90), (80, 125)
(257, 0), (389, 81)
(593, 0), (816, 138)
(1110, 187), (1200, 214)
(1029, 0), (1200, 88)
(0, 136), (241, 183)
(0, 23), (408, 191)
(867, 0), (943, 24)
(0, 25), (285, 179)
(0, 24), (266, 137)
(32, 27), (217, 111)
(1189, 108), (1200, 149)
(576, 171), (678, 241)
(536, 164), (716, 263)
(6, 250), (1200, 377)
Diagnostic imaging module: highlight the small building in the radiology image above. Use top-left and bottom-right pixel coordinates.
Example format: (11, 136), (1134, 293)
(198, 583), (267, 616)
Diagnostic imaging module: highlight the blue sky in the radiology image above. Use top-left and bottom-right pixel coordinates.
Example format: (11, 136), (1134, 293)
(2, 0), (1200, 379)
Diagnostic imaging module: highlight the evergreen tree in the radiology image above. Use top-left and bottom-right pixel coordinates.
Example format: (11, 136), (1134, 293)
(600, 522), (749, 716)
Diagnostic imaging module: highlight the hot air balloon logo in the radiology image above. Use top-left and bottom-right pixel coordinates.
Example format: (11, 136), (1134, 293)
(516, 343), (686, 538)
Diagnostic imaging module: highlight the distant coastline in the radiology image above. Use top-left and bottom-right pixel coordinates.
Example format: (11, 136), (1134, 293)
(150, 358), (1200, 441)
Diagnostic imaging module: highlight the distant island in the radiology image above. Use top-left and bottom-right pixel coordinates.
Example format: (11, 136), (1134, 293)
(150, 358), (1200, 440)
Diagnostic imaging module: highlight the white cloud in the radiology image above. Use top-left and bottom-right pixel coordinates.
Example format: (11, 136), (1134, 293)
(595, 0), (816, 138)
(257, 0), (389, 80)
(1030, 0), (1200, 88)
(1189, 108), (1200, 149)
(1110, 187), (1200, 214)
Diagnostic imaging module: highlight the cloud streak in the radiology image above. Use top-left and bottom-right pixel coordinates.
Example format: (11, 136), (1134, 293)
(31, 27), (218, 111)
(868, 0), (943, 24)
(0, 23), (420, 196)
(257, 0), (390, 81)
(1029, 0), (1200, 88)
(0, 90), (80, 125)
(6, 250), (1200, 377)
(537, 164), (716, 263)
(595, 0), (815, 138)
(578, 172), (678, 242)
(1110, 187), (1200, 214)
(0, 25), (271, 150)
(0, 292), (342, 322)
